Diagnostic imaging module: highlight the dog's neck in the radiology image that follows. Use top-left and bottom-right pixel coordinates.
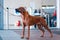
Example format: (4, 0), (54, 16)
(22, 11), (30, 17)
(21, 11), (30, 20)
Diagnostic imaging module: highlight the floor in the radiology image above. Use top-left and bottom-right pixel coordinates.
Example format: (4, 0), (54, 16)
(0, 29), (60, 40)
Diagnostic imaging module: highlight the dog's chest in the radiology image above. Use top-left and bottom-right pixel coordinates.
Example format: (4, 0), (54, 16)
(22, 17), (28, 24)
(21, 15), (28, 24)
(22, 19), (27, 23)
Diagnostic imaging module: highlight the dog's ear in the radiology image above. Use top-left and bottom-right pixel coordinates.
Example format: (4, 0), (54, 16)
(19, 7), (26, 13)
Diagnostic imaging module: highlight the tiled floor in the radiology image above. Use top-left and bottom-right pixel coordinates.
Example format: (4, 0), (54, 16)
(0, 29), (60, 40)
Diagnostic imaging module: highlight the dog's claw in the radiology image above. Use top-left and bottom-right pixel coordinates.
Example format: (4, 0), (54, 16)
(21, 36), (24, 39)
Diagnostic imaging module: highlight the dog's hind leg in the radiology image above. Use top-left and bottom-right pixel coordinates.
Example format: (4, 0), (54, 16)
(45, 25), (53, 38)
(37, 24), (45, 37)
(42, 23), (53, 38)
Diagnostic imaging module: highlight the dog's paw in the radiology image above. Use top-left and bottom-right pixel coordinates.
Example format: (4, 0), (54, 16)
(40, 35), (44, 37)
(26, 37), (29, 39)
(21, 36), (24, 39)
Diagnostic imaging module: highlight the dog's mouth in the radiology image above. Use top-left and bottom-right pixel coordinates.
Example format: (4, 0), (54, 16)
(15, 9), (21, 13)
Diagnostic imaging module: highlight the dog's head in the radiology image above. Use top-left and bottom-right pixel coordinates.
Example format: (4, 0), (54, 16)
(15, 7), (26, 14)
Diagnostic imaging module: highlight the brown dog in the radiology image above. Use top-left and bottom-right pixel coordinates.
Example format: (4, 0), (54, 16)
(15, 7), (53, 39)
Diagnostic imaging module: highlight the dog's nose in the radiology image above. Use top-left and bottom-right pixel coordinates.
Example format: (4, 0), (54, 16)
(15, 9), (17, 11)
(15, 9), (20, 13)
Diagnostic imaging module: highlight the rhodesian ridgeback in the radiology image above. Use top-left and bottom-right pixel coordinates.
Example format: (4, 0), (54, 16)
(15, 7), (53, 39)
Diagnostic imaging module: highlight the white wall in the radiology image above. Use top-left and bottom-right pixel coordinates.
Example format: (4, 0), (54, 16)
(4, 0), (56, 29)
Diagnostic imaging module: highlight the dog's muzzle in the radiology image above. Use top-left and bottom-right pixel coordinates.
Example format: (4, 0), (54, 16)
(15, 9), (20, 13)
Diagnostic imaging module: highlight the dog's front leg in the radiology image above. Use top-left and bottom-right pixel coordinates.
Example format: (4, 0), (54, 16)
(26, 26), (30, 39)
(21, 23), (25, 39)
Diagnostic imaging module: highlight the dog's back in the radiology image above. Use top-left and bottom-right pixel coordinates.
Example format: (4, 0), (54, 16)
(24, 14), (46, 26)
